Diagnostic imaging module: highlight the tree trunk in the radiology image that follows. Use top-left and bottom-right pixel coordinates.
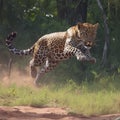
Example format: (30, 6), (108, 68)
(96, 0), (110, 67)
(0, 0), (3, 23)
(7, 58), (12, 78)
(56, 0), (67, 20)
(73, 0), (88, 23)
(56, 0), (88, 25)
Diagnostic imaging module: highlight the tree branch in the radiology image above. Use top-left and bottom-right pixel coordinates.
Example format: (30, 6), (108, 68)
(96, 0), (110, 67)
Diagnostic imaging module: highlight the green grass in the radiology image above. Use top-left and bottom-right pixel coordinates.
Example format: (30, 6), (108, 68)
(0, 74), (120, 116)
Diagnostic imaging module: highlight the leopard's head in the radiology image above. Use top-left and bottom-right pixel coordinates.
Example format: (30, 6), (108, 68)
(77, 22), (99, 49)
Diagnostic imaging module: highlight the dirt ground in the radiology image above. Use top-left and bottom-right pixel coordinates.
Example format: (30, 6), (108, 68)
(0, 106), (120, 120)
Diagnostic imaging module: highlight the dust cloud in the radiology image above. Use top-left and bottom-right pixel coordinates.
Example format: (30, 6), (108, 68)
(0, 65), (34, 87)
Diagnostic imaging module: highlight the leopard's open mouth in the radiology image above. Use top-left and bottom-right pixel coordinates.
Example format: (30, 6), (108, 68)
(84, 41), (94, 49)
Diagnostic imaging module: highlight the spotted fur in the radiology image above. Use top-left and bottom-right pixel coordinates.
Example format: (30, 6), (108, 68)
(6, 22), (98, 85)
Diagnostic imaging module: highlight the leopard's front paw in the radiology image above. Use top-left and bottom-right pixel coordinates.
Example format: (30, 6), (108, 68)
(76, 55), (87, 61)
(89, 57), (96, 64)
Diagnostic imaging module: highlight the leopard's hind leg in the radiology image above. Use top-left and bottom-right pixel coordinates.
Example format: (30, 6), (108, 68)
(29, 59), (37, 78)
(34, 58), (59, 86)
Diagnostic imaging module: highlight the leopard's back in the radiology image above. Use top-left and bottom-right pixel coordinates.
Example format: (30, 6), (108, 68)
(33, 31), (71, 62)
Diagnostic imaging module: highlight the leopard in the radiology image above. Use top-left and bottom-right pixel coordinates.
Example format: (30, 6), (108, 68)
(6, 22), (99, 86)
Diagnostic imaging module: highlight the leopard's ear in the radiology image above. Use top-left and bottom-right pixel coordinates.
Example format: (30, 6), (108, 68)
(77, 22), (83, 30)
(94, 23), (99, 29)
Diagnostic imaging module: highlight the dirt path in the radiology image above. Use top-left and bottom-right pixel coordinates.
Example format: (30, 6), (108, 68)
(0, 106), (120, 120)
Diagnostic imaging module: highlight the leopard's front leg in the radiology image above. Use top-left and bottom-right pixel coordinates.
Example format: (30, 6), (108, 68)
(64, 38), (90, 62)
(76, 44), (96, 63)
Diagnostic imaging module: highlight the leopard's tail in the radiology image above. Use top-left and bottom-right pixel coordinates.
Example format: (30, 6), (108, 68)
(6, 32), (34, 55)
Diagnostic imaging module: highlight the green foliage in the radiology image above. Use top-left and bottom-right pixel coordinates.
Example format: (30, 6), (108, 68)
(0, 75), (120, 115)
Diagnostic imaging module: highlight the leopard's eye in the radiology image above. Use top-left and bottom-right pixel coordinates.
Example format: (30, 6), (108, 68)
(85, 32), (88, 36)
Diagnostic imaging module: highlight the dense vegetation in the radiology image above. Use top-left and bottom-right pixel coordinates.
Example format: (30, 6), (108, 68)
(0, 0), (120, 83)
